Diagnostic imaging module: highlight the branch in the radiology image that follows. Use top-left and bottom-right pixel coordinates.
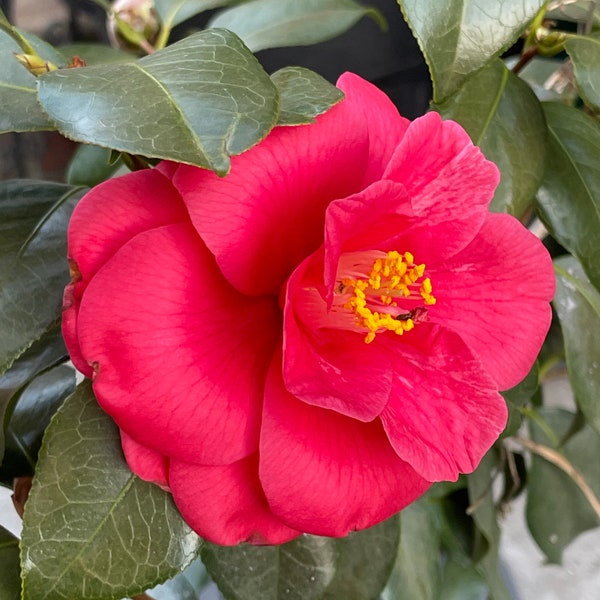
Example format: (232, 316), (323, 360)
(515, 436), (600, 521)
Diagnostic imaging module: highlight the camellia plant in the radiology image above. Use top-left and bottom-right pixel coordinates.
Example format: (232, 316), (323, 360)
(1, 1), (600, 599)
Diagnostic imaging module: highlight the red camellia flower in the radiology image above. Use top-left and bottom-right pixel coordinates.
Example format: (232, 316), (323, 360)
(62, 73), (554, 545)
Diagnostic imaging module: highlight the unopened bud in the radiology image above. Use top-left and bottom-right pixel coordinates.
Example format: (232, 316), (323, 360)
(107, 0), (159, 53)
(14, 52), (58, 75)
(535, 26), (568, 57)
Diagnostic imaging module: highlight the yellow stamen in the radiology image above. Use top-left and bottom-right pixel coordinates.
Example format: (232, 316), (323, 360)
(341, 250), (436, 343)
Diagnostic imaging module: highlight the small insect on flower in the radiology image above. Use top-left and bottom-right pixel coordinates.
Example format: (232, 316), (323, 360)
(395, 306), (429, 323)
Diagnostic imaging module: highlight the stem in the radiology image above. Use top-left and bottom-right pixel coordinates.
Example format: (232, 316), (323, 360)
(512, 45), (538, 75)
(515, 436), (600, 521)
(0, 8), (36, 55)
(154, 23), (171, 51)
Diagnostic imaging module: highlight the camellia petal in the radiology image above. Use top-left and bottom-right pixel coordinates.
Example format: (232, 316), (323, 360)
(261, 351), (431, 537)
(322, 179), (414, 299)
(171, 73), (409, 297)
(63, 73), (555, 546)
(120, 430), (169, 489)
(169, 454), (300, 546)
(428, 212), (555, 390)
(77, 223), (279, 465)
(63, 168), (188, 375)
(379, 326), (507, 482)
(336, 72), (411, 186)
(283, 251), (393, 420)
(67, 168), (188, 282)
(383, 112), (501, 262)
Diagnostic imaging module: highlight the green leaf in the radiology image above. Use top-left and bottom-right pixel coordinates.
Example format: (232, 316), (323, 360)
(66, 144), (122, 186)
(2, 364), (75, 483)
(271, 67), (344, 125)
(466, 451), (511, 600)
(320, 516), (399, 600)
(526, 407), (600, 563)
(435, 59), (546, 216)
(154, 0), (237, 29)
(204, 516), (398, 600)
(438, 559), (487, 600)
(0, 181), (83, 376)
(0, 525), (21, 600)
(565, 33), (600, 112)
(381, 501), (441, 600)
(203, 535), (339, 600)
(398, 0), (546, 102)
(0, 327), (67, 466)
(146, 557), (212, 600)
(37, 29), (279, 175)
(208, 0), (385, 53)
(57, 43), (134, 65)
(0, 29), (64, 133)
(21, 381), (202, 600)
(501, 362), (539, 438)
(554, 255), (600, 435)
(536, 102), (600, 291)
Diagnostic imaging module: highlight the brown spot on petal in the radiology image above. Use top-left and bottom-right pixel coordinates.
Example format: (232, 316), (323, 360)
(68, 258), (82, 283)
(90, 361), (100, 380)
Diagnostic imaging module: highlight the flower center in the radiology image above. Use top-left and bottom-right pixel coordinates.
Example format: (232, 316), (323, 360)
(336, 250), (436, 344)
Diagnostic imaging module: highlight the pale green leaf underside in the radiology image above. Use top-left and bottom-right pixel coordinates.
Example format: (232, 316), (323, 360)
(208, 0), (383, 53)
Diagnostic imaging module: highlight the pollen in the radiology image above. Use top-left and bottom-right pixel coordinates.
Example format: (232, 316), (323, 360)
(340, 250), (436, 344)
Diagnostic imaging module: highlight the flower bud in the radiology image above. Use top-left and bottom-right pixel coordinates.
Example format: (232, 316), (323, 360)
(107, 0), (159, 53)
(14, 53), (58, 75)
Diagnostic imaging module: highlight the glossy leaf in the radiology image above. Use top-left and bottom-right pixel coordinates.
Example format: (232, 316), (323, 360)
(466, 451), (511, 600)
(203, 535), (339, 600)
(526, 407), (600, 563)
(0, 181), (83, 376)
(399, 0), (545, 101)
(435, 59), (546, 216)
(37, 29), (279, 175)
(1, 364), (75, 484)
(21, 381), (202, 600)
(501, 362), (539, 438)
(536, 102), (600, 291)
(203, 516), (398, 600)
(154, 0), (237, 29)
(0, 525), (20, 600)
(438, 560), (487, 600)
(0, 327), (67, 466)
(57, 43), (134, 65)
(0, 29), (64, 133)
(271, 66), (344, 125)
(146, 558), (212, 600)
(554, 256), (600, 435)
(320, 516), (399, 600)
(66, 144), (122, 187)
(381, 501), (441, 600)
(208, 0), (385, 53)
(565, 33), (600, 112)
